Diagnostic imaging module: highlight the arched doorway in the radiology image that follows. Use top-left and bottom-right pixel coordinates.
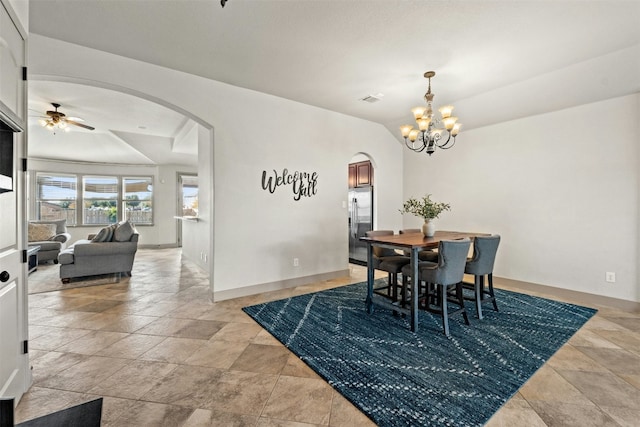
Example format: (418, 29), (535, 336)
(26, 77), (215, 297)
(348, 153), (374, 265)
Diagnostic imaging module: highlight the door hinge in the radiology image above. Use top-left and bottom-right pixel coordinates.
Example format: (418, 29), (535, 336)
(22, 340), (28, 354)
(21, 249), (27, 263)
(22, 67), (27, 81)
(22, 158), (27, 172)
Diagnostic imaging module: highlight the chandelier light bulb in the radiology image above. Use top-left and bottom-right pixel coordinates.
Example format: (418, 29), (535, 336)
(442, 116), (458, 131)
(400, 125), (413, 138)
(411, 107), (426, 120)
(451, 123), (462, 136)
(439, 105), (454, 119)
(408, 129), (419, 142)
(418, 118), (430, 131)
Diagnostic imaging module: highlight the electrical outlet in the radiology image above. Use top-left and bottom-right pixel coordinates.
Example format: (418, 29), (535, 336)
(605, 272), (616, 283)
(293, 258), (299, 267)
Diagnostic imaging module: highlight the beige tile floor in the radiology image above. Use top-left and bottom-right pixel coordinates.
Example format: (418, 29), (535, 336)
(17, 248), (640, 426)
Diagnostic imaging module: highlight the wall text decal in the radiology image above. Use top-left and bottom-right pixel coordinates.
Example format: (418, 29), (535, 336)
(261, 168), (318, 201)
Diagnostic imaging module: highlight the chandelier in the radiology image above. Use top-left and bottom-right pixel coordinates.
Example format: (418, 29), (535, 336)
(400, 71), (461, 156)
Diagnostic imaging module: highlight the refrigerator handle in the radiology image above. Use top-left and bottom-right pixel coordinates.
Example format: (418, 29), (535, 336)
(351, 198), (358, 238)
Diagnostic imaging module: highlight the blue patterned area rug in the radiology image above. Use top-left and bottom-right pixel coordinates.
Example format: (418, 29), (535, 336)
(243, 280), (597, 426)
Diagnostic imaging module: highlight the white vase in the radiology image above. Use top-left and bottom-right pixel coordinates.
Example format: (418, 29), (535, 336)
(422, 219), (435, 237)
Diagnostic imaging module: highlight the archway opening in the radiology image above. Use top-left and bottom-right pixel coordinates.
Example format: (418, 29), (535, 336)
(348, 153), (375, 265)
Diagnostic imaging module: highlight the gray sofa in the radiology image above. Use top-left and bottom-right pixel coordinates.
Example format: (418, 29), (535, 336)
(58, 221), (139, 283)
(27, 219), (72, 263)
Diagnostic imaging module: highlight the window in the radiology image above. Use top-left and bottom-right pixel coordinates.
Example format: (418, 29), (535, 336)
(123, 177), (153, 224)
(34, 172), (154, 226)
(83, 176), (118, 225)
(35, 173), (78, 225)
(180, 174), (198, 217)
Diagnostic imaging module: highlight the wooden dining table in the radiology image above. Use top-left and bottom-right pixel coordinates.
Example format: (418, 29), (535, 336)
(360, 230), (488, 332)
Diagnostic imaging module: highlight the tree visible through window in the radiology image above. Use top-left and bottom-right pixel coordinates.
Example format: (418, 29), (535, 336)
(83, 176), (118, 225)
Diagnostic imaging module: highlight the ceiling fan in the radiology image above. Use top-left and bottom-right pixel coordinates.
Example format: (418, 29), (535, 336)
(38, 103), (95, 132)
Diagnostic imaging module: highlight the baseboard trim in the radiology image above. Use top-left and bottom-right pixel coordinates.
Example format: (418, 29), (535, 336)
(213, 269), (350, 302)
(495, 276), (640, 313)
(138, 243), (179, 249)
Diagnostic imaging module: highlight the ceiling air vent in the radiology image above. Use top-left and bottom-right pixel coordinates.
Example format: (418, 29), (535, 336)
(360, 93), (384, 103)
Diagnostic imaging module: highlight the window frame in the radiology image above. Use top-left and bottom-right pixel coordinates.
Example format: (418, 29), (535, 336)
(122, 176), (154, 225)
(34, 172), (79, 226)
(33, 171), (154, 226)
(82, 175), (119, 226)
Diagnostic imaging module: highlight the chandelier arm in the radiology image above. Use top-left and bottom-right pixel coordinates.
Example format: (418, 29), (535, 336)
(439, 135), (457, 150)
(404, 138), (426, 153)
(435, 132), (452, 148)
(404, 131), (432, 153)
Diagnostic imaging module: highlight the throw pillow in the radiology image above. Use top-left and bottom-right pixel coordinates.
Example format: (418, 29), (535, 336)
(113, 220), (135, 242)
(31, 219), (67, 234)
(28, 223), (57, 242)
(91, 223), (118, 242)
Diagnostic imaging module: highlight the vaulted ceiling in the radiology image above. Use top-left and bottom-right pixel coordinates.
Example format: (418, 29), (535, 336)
(27, 0), (640, 165)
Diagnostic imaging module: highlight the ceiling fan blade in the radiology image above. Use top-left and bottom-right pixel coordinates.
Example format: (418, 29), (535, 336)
(66, 120), (95, 131)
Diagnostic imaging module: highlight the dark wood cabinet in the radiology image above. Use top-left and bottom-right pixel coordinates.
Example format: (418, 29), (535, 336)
(348, 160), (373, 188)
(348, 164), (357, 188)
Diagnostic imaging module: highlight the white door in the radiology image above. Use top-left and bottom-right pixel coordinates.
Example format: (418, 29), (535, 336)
(0, 0), (30, 406)
(0, 121), (30, 405)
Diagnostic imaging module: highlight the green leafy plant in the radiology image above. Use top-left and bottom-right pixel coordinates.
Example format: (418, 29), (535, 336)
(399, 194), (451, 220)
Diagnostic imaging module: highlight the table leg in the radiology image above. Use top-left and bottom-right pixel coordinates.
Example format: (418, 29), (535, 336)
(410, 247), (419, 332)
(366, 243), (374, 314)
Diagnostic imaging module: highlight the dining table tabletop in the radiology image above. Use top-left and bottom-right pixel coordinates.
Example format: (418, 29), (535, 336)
(360, 230), (490, 332)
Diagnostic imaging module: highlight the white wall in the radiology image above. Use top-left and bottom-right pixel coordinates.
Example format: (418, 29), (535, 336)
(29, 35), (404, 297)
(403, 94), (639, 302)
(28, 158), (196, 246)
(6, 0), (27, 33)
(180, 125), (213, 278)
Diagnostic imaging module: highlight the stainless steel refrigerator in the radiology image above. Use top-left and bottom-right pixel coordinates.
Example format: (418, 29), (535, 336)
(348, 186), (373, 265)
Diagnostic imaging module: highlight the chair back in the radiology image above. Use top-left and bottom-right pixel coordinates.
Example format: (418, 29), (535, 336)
(365, 230), (396, 257)
(430, 238), (471, 285)
(465, 235), (500, 275)
(399, 229), (420, 234)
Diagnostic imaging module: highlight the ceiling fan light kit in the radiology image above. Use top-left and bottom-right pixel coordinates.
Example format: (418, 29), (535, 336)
(400, 71), (461, 156)
(39, 103), (95, 132)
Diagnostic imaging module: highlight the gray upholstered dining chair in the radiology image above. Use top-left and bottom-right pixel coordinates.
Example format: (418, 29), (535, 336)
(462, 234), (501, 320)
(366, 230), (410, 303)
(403, 238), (471, 336)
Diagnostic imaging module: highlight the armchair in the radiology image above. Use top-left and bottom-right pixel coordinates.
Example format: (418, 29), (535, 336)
(27, 219), (71, 263)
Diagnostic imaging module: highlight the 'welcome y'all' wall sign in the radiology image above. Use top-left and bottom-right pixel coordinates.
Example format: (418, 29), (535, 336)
(261, 168), (318, 201)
